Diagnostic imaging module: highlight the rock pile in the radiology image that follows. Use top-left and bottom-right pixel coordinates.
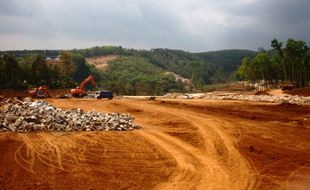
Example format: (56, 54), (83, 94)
(163, 92), (310, 105)
(0, 98), (141, 133)
(203, 94), (310, 105)
(163, 93), (193, 99)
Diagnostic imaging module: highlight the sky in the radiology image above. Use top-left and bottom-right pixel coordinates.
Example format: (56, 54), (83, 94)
(0, 0), (309, 52)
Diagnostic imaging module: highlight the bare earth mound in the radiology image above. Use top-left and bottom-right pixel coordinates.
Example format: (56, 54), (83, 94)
(1, 99), (310, 189)
(86, 55), (118, 71)
(285, 86), (310, 97)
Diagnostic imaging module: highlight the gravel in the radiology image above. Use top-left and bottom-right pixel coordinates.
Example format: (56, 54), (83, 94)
(163, 92), (310, 105)
(0, 98), (141, 133)
(202, 94), (310, 105)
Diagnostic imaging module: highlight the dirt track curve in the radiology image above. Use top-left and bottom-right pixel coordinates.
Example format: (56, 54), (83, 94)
(1, 99), (310, 190)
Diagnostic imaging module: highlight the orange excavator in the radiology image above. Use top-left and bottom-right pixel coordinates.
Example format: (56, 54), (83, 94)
(70, 75), (96, 97)
(28, 86), (51, 98)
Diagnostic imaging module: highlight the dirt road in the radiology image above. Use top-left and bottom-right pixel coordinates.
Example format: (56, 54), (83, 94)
(1, 99), (310, 189)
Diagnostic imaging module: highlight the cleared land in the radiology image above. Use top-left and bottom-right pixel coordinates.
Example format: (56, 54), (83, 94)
(0, 98), (310, 190)
(86, 55), (118, 70)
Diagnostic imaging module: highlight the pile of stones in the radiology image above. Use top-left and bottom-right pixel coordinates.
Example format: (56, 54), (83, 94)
(163, 93), (193, 99)
(203, 94), (310, 105)
(0, 98), (141, 133)
(163, 92), (310, 105)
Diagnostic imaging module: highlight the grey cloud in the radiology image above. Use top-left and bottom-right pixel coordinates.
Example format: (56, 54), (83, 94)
(0, 0), (309, 51)
(0, 0), (40, 17)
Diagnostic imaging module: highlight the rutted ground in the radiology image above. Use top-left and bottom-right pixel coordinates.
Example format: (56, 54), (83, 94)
(0, 99), (310, 190)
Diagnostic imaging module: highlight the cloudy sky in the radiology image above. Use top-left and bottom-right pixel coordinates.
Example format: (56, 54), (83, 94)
(0, 0), (309, 52)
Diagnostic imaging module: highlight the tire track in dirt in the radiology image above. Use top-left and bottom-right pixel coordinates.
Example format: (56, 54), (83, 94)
(2, 99), (266, 189)
(4, 129), (176, 189)
(281, 167), (310, 190)
(46, 99), (259, 189)
(43, 99), (310, 189)
(119, 101), (258, 190)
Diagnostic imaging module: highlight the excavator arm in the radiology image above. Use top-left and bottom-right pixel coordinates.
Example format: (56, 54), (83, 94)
(79, 75), (96, 90)
(71, 75), (96, 96)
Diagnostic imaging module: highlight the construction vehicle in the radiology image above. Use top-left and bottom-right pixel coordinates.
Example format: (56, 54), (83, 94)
(70, 75), (96, 97)
(95, 91), (113, 99)
(71, 75), (113, 99)
(28, 86), (51, 98)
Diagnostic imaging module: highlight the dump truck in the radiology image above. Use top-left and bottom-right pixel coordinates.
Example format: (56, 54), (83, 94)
(95, 91), (113, 99)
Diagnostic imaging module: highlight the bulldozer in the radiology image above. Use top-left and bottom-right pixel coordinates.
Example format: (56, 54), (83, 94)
(28, 86), (51, 98)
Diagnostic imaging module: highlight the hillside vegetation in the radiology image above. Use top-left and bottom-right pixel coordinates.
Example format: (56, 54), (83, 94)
(196, 49), (256, 81)
(4, 37), (309, 92)
(6, 38), (309, 96)
(1, 46), (257, 95)
(3, 39), (310, 95)
(75, 47), (260, 92)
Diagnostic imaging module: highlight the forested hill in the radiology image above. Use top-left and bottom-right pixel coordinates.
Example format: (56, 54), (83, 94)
(196, 50), (257, 79)
(0, 47), (257, 95)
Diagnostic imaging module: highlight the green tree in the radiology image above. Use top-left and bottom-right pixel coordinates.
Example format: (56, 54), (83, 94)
(237, 57), (252, 80)
(283, 39), (308, 87)
(1, 54), (21, 88)
(252, 52), (269, 80)
(70, 53), (91, 82)
(60, 51), (75, 86)
(35, 54), (49, 85)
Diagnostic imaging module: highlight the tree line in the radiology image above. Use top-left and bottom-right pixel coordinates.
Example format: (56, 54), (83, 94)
(2, 46), (258, 92)
(0, 51), (185, 95)
(237, 38), (310, 88)
(0, 52), (93, 89)
(2, 39), (309, 95)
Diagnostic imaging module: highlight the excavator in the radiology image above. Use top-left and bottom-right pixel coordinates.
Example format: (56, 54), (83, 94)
(70, 75), (96, 97)
(70, 75), (113, 99)
(28, 86), (51, 98)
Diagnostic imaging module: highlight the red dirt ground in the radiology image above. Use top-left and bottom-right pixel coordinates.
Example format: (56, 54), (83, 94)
(0, 89), (71, 98)
(286, 86), (310, 97)
(0, 98), (310, 189)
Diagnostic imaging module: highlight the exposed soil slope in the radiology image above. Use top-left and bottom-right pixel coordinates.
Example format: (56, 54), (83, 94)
(86, 55), (118, 71)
